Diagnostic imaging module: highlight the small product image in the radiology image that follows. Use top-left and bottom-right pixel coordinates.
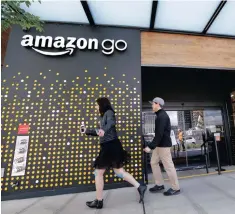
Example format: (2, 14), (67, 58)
(14, 157), (25, 163)
(11, 136), (29, 176)
(18, 147), (27, 154)
(20, 139), (28, 144)
(12, 165), (26, 173)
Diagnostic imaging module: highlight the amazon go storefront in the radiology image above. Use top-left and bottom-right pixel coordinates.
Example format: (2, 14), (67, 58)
(1, 24), (235, 200)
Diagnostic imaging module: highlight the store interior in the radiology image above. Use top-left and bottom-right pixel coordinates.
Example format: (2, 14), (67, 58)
(141, 67), (235, 173)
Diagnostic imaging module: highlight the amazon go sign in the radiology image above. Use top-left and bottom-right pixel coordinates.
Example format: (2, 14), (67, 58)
(21, 35), (127, 56)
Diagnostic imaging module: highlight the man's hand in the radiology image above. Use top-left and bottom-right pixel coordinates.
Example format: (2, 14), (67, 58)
(98, 129), (105, 137)
(143, 147), (151, 153)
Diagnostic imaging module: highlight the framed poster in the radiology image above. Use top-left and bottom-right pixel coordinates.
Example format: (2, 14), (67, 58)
(11, 136), (29, 177)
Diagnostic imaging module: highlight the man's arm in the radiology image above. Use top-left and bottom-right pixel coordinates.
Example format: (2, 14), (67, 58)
(148, 114), (168, 150)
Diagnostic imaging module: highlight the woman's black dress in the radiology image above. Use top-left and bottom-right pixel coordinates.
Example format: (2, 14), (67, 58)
(94, 139), (130, 169)
(86, 110), (131, 169)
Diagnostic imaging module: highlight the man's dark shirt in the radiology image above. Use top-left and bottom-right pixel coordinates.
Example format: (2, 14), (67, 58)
(148, 109), (172, 149)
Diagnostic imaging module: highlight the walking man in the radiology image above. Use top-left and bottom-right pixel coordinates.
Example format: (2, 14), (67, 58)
(144, 97), (180, 196)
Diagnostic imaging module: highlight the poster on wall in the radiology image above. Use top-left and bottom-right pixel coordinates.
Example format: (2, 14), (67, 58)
(11, 136), (29, 177)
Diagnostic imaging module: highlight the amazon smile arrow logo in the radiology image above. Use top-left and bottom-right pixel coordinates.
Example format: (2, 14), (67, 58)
(21, 35), (127, 56)
(32, 47), (74, 56)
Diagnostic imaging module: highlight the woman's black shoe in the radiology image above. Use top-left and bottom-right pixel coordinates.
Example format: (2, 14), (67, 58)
(86, 199), (103, 209)
(138, 185), (147, 203)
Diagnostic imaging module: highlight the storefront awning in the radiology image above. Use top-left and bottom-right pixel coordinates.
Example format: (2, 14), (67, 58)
(21, 0), (235, 38)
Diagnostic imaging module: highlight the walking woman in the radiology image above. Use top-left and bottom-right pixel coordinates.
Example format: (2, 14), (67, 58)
(82, 97), (146, 209)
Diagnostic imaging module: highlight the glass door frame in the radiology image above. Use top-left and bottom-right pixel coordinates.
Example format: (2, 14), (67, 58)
(163, 102), (231, 167)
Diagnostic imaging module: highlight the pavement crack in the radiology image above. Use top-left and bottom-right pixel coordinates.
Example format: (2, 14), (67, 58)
(54, 194), (78, 214)
(225, 175), (235, 181)
(15, 197), (44, 214)
(183, 191), (208, 214)
(204, 181), (235, 201)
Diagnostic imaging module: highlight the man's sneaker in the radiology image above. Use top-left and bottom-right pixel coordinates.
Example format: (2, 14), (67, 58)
(149, 185), (165, 193)
(163, 188), (180, 196)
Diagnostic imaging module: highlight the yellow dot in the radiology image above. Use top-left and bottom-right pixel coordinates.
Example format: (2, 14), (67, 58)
(6, 65), (9, 68)
(104, 67), (107, 70)
(85, 70), (88, 73)
(104, 74), (107, 77)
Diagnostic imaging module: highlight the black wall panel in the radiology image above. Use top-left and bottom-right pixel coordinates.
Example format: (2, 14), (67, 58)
(1, 24), (142, 199)
(142, 67), (235, 103)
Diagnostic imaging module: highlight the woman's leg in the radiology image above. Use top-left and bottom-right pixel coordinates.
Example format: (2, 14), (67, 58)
(95, 169), (106, 200)
(113, 168), (140, 188)
(113, 168), (147, 203)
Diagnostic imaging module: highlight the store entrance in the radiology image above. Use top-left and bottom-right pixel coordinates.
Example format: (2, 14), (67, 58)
(141, 66), (235, 172)
(143, 107), (228, 171)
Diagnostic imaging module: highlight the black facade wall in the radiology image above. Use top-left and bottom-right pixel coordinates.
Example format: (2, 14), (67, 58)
(1, 24), (142, 200)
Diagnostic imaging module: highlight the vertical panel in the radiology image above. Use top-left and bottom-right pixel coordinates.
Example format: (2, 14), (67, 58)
(1, 24), (142, 198)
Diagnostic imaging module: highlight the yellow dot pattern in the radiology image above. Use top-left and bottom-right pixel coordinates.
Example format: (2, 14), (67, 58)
(1, 66), (142, 192)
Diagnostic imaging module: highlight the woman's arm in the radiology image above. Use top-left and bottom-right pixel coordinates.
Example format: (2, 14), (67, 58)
(85, 128), (98, 136)
(102, 110), (116, 133)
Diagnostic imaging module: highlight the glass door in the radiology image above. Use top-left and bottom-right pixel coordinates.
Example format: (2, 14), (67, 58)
(168, 109), (227, 168)
(167, 111), (187, 168)
(142, 108), (228, 171)
(204, 110), (227, 166)
(183, 110), (207, 167)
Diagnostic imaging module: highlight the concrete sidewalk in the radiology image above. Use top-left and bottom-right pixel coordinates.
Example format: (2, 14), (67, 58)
(2, 172), (235, 214)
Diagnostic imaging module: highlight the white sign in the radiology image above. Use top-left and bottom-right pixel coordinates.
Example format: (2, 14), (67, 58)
(214, 133), (221, 142)
(170, 130), (177, 146)
(1, 168), (4, 177)
(21, 35), (127, 56)
(11, 136), (29, 177)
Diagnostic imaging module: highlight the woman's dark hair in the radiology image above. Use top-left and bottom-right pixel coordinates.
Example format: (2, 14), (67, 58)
(96, 97), (115, 116)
